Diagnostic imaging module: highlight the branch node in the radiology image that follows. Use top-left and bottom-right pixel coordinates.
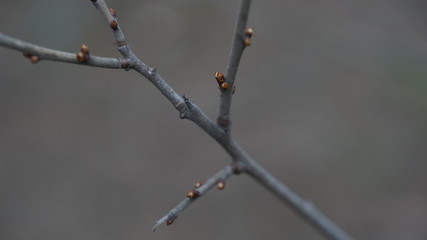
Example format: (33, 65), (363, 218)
(116, 40), (127, 47)
(231, 162), (244, 175)
(148, 67), (157, 76)
(119, 58), (130, 70)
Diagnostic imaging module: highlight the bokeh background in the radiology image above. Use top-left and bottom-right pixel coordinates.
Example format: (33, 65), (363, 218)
(1, 0), (427, 239)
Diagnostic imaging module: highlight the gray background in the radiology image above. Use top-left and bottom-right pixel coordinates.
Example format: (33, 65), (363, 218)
(1, 0), (427, 239)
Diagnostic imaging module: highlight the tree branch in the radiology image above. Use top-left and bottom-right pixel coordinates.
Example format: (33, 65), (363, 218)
(0, 32), (122, 69)
(0, 1), (355, 239)
(152, 164), (237, 232)
(217, 0), (252, 129)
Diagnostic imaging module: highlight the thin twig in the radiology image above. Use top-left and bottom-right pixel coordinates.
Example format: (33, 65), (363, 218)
(0, 32), (122, 69)
(152, 164), (235, 231)
(217, 0), (252, 129)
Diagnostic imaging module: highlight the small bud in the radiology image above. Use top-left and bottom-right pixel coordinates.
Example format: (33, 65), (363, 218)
(214, 71), (225, 83)
(232, 85), (236, 94)
(110, 20), (118, 30)
(30, 55), (39, 63)
(109, 8), (117, 17)
(80, 44), (89, 55)
(186, 190), (199, 199)
(76, 52), (88, 62)
(221, 82), (229, 89)
(243, 38), (251, 47)
(245, 27), (254, 37)
(166, 219), (175, 226)
(23, 51), (31, 58)
(217, 181), (225, 190)
(194, 181), (203, 188)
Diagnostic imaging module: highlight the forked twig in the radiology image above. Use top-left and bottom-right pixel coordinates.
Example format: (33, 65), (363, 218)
(152, 164), (237, 231)
(0, 1), (354, 239)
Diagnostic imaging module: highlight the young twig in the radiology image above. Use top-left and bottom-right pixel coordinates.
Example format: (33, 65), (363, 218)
(217, 0), (252, 129)
(0, 33), (123, 69)
(0, 1), (355, 240)
(152, 164), (235, 231)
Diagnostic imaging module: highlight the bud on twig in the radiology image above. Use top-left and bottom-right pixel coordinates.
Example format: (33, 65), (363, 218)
(110, 20), (118, 30)
(80, 44), (89, 55)
(221, 82), (229, 90)
(30, 55), (39, 63)
(217, 180), (225, 190)
(109, 8), (117, 17)
(23, 51), (31, 58)
(166, 219), (175, 226)
(76, 52), (88, 62)
(243, 38), (251, 47)
(194, 181), (203, 188)
(214, 72), (225, 84)
(186, 190), (199, 199)
(245, 27), (254, 37)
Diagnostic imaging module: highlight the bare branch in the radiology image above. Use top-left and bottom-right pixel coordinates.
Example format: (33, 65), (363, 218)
(152, 164), (236, 231)
(244, 157), (353, 240)
(0, 1), (355, 239)
(0, 32), (122, 69)
(217, 0), (252, 129)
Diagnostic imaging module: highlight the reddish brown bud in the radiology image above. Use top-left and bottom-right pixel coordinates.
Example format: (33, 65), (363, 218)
(214, 71), (225, 84)
(30, 55), (39, 63)
(80, 44), (89, 55)
(23, 51), (31, 58)
(186, 190), (199, 199)
(194, 181), (203, 188)
(110, 20), (118, 30)
(76, 52), (88, 62)
(221, 82), (229, 89)
(166, 219), (175, 226)
(217, 181), (225, 190)
(245, 27), (254, 37)
(243, 38), (251, 47)
(109, 8), (117, 17)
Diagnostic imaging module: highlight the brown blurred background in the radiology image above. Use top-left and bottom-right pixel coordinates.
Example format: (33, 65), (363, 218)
(1, 0), (427, 239)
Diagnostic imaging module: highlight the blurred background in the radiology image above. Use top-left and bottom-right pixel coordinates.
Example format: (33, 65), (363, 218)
(1, 0), (427, 239)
